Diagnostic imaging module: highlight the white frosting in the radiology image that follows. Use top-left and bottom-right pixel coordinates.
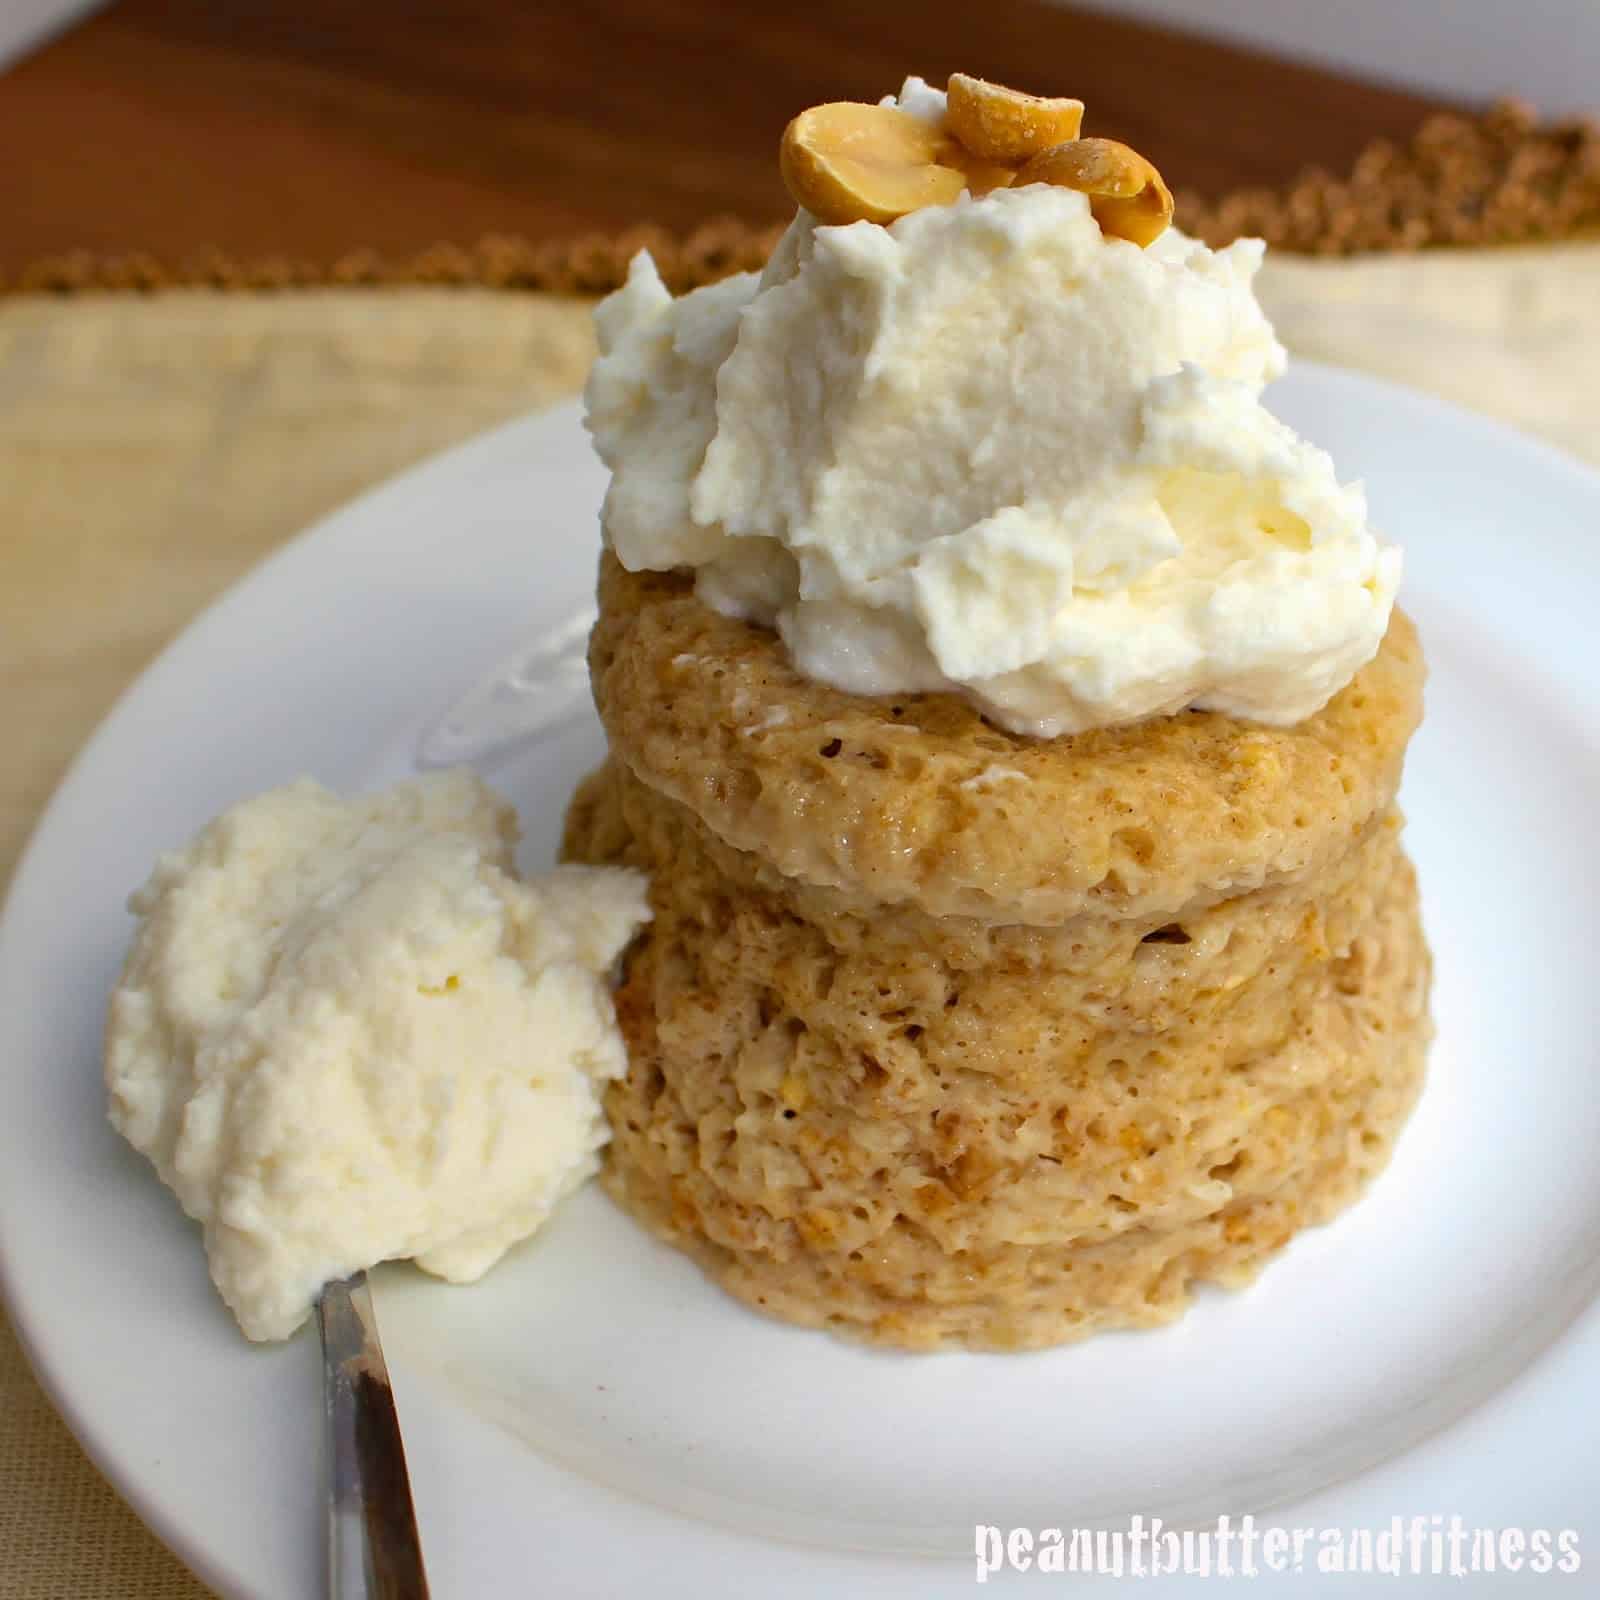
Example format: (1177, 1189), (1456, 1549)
(583, 79), (1399, 737)
(105, 772), (649, 1341)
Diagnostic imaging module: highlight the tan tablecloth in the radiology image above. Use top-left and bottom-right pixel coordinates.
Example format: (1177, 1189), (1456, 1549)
(3, 244), (1598, 1598)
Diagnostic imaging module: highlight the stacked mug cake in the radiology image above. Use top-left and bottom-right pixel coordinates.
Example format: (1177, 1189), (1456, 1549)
(563, 75), (1430, 1350)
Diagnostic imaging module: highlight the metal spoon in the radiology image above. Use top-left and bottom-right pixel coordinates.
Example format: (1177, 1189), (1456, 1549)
(318, 1271), (432, 1599)
(415, 604), (598, 770)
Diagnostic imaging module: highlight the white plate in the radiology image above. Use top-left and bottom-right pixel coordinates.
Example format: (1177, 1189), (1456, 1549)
(3, 366), (1599, 1599)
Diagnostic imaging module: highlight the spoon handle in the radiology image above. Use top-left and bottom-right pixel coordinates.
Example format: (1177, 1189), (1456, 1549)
(319, 1271), (432, 1600)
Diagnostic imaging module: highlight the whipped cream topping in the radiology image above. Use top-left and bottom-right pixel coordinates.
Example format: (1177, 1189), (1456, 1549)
(105, 772), (649, 1341)
(585, 78), (1400, 738)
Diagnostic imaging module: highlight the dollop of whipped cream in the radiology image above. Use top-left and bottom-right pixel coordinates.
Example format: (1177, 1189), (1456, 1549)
(584, 78), (1399, 737)
(105, 772), (649, 1341)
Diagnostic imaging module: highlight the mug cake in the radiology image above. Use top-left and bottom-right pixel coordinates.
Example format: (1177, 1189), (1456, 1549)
(563, 75), (1430, 1350)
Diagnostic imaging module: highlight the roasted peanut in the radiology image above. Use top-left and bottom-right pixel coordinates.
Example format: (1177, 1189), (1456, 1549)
(945, 74), (1085, 163)
(1017, 136), (1174, 245)
(780, 102), (1013, 225)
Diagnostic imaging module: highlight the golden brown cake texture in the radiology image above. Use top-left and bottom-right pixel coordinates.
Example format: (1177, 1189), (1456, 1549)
(563, 555), (1431, 1351)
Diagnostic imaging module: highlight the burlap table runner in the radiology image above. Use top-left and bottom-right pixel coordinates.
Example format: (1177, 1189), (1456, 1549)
(3, 226), (1598, 1596)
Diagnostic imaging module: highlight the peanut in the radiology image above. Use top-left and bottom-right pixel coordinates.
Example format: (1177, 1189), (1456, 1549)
(1017, 137), (1174, 245)
(781, 103), (966, 225)
(945, 74), (1085, 163)
(780, 102), (1012, 226)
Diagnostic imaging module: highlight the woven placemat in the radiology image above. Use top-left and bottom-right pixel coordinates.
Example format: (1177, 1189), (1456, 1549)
(4, 101), (1596, 298)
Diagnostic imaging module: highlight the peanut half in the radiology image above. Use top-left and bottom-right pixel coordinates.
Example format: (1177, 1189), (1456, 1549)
(780, 102), (1012, 226)
(1016, 136), (1174, 246)
(945, 74), (1085, 164)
